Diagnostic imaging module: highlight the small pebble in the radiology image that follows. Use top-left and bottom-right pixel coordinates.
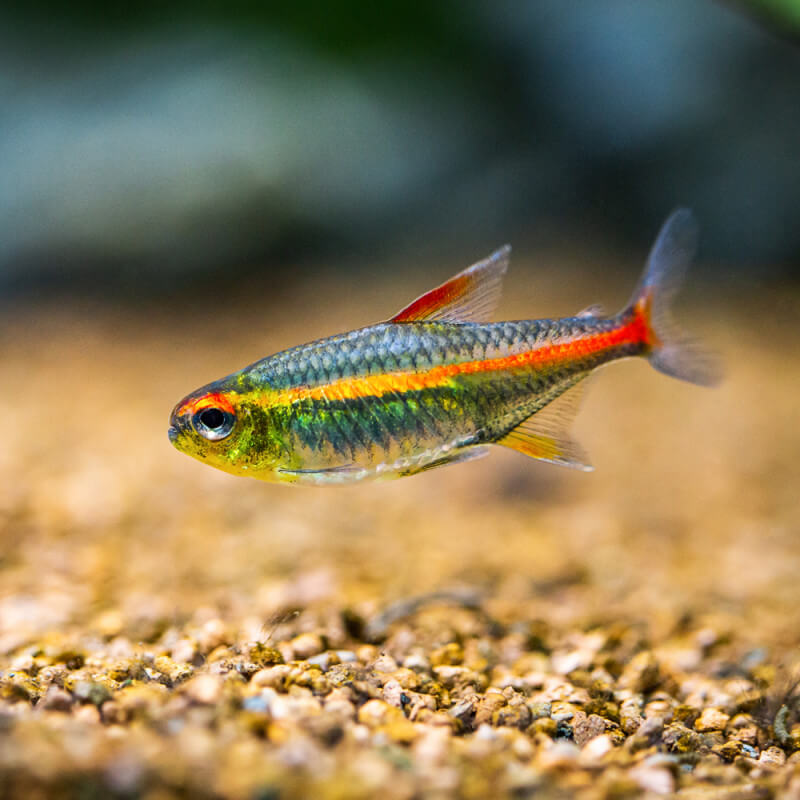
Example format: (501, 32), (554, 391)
(39, 686), (73, 712)
(538, 741), (580, 769)
(290, 633), (324, 660)
(550, 701), (577, 722)
(629, 764), (675, 795)
(633, 715), (664, 744)
(570, 710), (606, 746)
(413, 725), (450, 765)
(382, 679), (405, 708)
(620, 652), (661, 694)
(73, 681), (112, 707)
(306, 651), (338, 670)
(335, 650), (358, 663)
(184, 674), (222, 705)
(358, 699), (400, 727)
(372, 654), (399, 673)
(170, 638), (198, 664)
(758, 746), (786, 767)
(195, 619), (228, 653)
(579, 733), (614, 764)
(251, 665), (291, 689)
(620, 697), (644, 734)
(403, 653), (431, 672)
(694, 707), (730, 732)
(473, 689), (506, 727)
(74, 704), (101, 724)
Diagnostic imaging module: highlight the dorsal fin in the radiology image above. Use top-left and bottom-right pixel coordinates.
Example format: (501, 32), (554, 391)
(496, 378), (593, 471)
(576, 303), (605, 319)
(390, 245), (510, 324)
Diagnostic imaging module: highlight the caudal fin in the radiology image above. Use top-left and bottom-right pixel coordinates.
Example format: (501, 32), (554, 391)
(626, 209), (722, 387)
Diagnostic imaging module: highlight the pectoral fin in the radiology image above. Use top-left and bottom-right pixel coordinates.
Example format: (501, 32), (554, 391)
(278, 464), (362, 476)
(496, 380), (593, 471)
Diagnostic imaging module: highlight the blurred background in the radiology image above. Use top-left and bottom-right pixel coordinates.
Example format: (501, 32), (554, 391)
(1, 0), (798, 297)
(2, 4), (800, 796)
(1, 0), (798, 631)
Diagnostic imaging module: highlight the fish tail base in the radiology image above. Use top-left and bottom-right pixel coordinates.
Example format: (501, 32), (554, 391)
(628, 209), (722, 387)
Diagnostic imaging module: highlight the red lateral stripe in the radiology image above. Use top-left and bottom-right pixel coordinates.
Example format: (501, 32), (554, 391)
(274, 318), (648, 405)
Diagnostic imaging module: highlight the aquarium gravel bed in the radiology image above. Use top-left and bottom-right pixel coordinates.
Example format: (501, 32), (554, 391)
(1, 273), (799, 799)
(2, 589), (800, 799)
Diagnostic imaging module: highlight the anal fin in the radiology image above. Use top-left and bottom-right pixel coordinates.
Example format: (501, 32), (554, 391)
(496, 379), (593, 471)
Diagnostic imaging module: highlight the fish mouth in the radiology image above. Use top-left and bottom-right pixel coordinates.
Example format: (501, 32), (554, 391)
(168, 425), (179, 443)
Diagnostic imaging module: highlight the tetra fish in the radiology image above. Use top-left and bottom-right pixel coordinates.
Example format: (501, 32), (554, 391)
(169, 209), (719, 485)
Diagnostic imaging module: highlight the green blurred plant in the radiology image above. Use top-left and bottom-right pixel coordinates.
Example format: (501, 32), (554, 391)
(727, 0), (800, 35)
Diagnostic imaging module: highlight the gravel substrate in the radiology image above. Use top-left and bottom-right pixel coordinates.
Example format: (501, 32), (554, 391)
(1, 275), (798, 798)
(2, 591), (800, 799)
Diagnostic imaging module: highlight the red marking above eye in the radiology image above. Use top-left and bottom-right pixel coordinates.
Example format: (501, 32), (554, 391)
(177, 392), (235, 418)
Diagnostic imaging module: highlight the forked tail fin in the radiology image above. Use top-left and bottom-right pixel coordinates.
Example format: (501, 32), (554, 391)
(626, 209), (722, 387)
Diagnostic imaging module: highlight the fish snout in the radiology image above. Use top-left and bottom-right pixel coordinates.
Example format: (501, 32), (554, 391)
(167, 406), (191, 445)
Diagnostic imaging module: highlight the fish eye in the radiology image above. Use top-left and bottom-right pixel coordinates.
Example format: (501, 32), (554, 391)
(199, 408), (225, 429)
(192, 407), (235, 441)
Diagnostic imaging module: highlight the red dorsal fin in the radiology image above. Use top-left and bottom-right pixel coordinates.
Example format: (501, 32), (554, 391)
(390, 245), (511, 324)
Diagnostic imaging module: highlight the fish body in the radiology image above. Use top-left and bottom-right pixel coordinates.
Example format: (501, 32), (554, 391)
(169, 210), (718, 485)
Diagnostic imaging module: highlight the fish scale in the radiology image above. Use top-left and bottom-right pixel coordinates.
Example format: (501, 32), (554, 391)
(169, 210), (719, 485)
(275, 321), (598, 467)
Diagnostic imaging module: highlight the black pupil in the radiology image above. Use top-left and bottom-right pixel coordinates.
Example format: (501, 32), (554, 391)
(199, 408), (225, 430)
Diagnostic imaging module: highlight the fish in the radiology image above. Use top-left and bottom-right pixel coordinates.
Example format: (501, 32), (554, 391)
(168, 209), (719, 485)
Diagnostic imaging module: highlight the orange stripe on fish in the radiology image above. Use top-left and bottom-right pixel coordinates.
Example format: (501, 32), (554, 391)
(273, 316), (648, 406)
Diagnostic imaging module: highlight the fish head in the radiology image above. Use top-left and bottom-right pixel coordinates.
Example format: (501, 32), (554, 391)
(168, 380), (268, 477)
